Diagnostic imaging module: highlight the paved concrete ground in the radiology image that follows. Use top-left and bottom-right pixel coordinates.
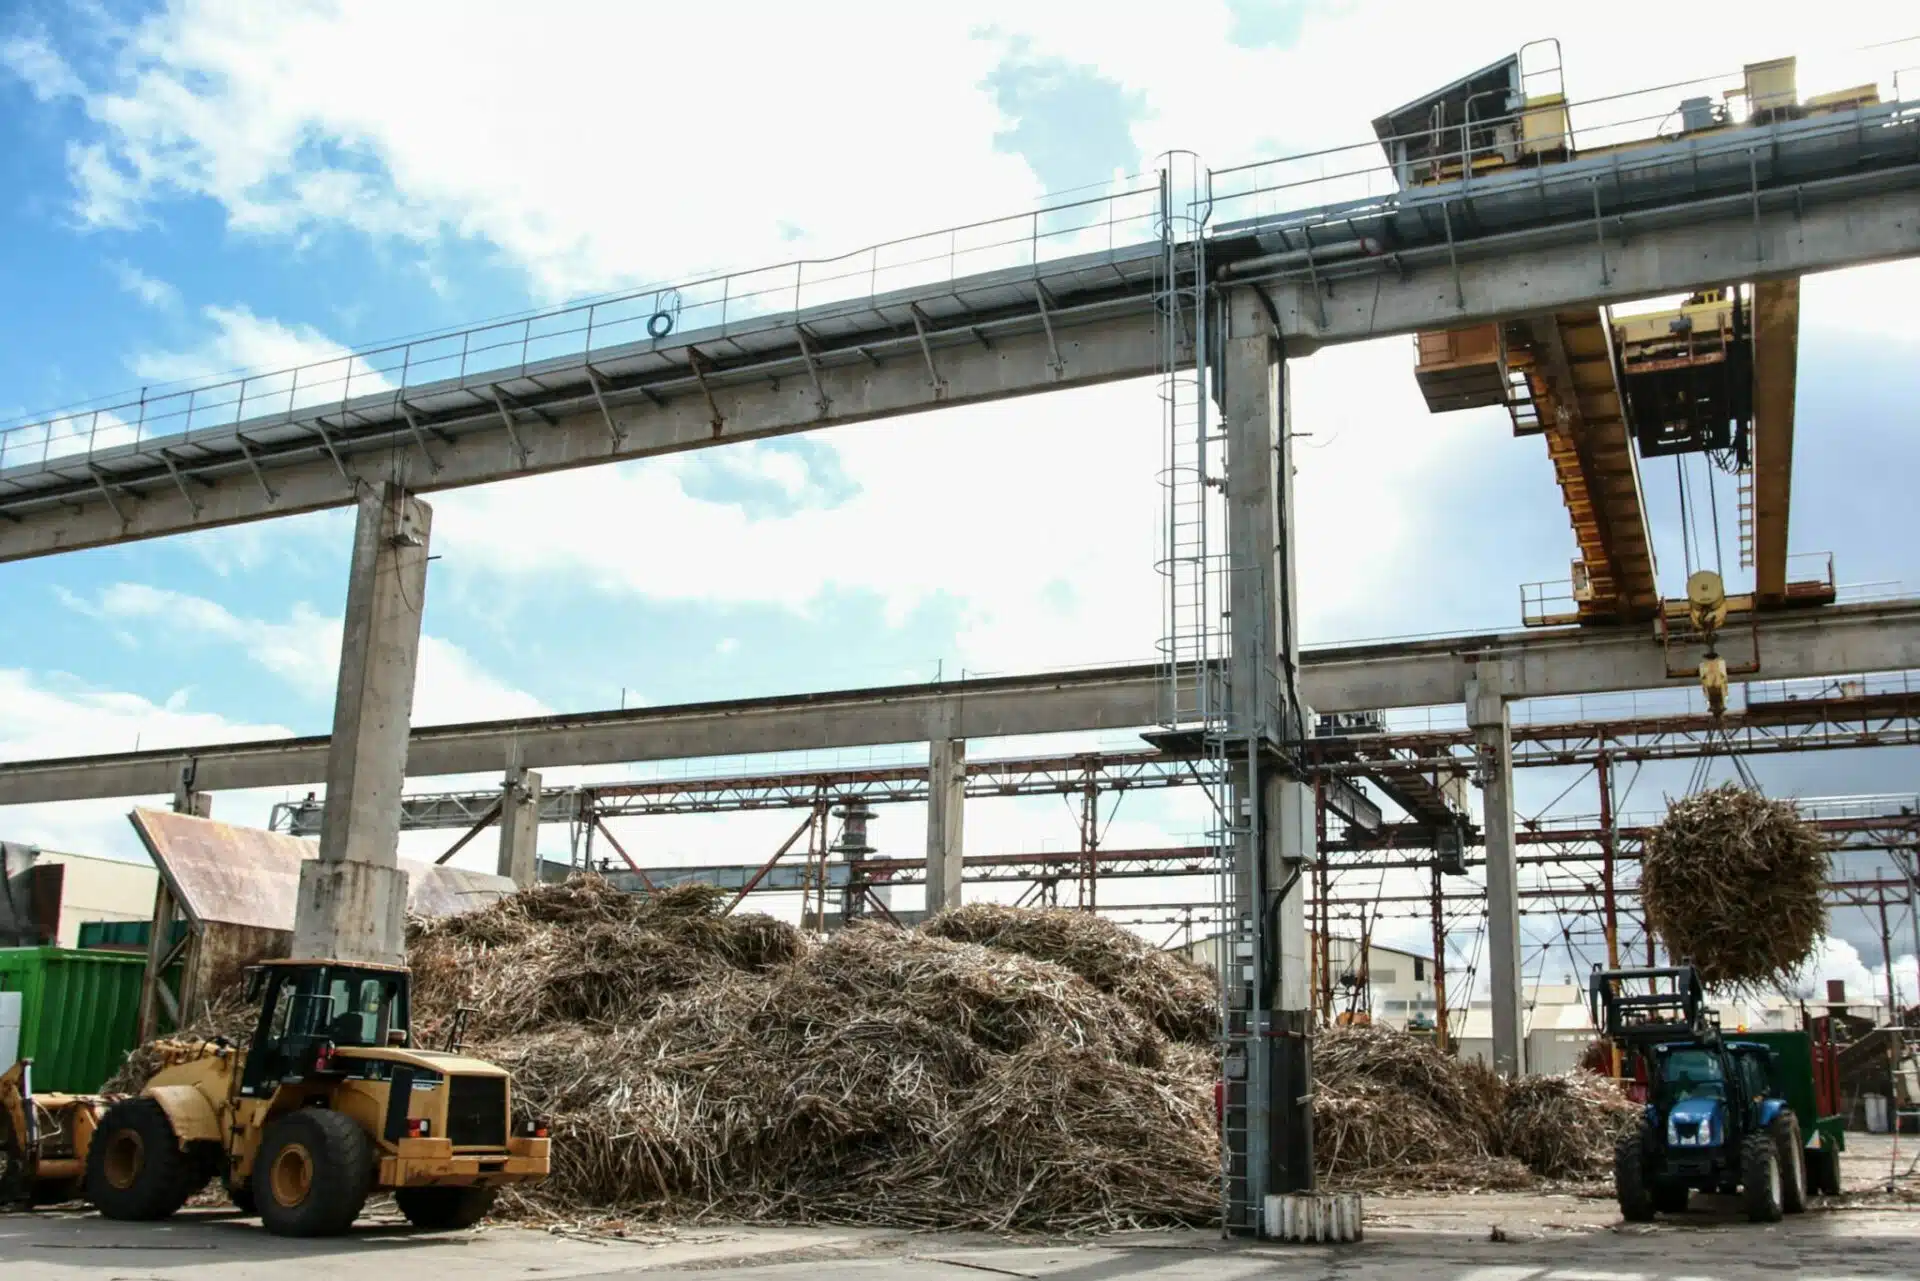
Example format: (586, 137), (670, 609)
(5, 1139), (1917, 1281)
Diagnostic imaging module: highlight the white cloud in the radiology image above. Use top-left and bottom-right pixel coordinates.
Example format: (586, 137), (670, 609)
(38, 2), (1917, 298)
(423, 334), (1476, 674)
(43, 1), (1049, 299)
(130, 303), (393, 407)
(66, 583), (550, 726)
(0, 665), (297, 859)
(1, 27), (83, 102)
(66, 140), (146, 230)
(1803, 935), (1920, 1012)
(110, 259), (181, 310)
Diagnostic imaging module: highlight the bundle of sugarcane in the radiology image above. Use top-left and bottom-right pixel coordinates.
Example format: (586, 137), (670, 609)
(1639, 783), (1829, 990)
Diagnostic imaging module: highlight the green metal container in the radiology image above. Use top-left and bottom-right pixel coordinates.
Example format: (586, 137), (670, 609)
(0, 946), (146, 1092)
(77, 918), (187, 952)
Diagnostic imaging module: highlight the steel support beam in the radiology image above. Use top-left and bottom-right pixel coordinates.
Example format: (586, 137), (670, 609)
(1751, 278), (1799, 603)
(1222, 293), (1314, 1217)
(5, 602), (1920, 806)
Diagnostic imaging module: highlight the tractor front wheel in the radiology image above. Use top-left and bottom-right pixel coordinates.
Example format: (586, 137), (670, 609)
(84, 1098), (198, 1221)
(394, 1185), (497, 1230)
(252, 1109), (373, 1238)
(1771, 1113), (1808, 1214)
(1741, 1132), (1784, 1223)
(1614, 1122), (1656, 1222)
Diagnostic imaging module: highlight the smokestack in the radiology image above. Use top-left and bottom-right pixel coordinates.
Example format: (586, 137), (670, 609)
(1826, 979), (1848, 1015)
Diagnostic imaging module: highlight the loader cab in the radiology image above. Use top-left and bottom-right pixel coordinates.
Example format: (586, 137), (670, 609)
(239, 960), (413, 1097)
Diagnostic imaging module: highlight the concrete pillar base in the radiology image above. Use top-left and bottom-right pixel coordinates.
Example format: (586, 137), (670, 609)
(292, 859), (409, 966)
(1263, 1192), (1363, 1243)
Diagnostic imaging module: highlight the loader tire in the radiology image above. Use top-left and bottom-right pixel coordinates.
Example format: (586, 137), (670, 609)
(226, 1180), (256, 1215)
(395, 1185), (497, 1230)
(253, 1109), (373, 1238)
(85, 1098), (197, 1221)
(1741, 1132), (1784, 1223)
(1614, 1122), (1656, 1222)
(1771, 1112), (1808, 1214)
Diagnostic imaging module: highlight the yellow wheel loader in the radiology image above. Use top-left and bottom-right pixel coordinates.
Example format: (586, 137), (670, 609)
(2, 958), (547, 1236)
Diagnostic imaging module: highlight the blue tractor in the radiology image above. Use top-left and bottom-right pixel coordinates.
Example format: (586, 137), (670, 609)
(1590, 965), (1809, 1223)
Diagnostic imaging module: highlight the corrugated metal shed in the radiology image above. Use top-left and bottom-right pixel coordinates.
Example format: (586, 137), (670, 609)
(125, 809), (513, 1035)
(129, 808), (514, 926)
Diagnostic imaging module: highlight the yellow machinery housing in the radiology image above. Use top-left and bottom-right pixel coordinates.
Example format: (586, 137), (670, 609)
(2, 958), (548, 1236)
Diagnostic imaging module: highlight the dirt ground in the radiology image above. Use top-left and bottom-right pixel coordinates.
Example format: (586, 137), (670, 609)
(5, 1136), (1917, 1281)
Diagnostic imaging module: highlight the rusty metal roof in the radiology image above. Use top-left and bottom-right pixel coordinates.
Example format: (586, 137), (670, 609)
(128, 808), (512, 929)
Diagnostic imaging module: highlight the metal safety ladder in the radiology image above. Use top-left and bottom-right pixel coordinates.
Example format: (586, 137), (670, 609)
(1736, 467), (1756, 569)
(1151, 153), (1267, 1235)
(1154, 155), (1220, 734)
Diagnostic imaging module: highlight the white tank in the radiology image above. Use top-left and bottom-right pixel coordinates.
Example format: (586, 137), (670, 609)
(0, 990), (21, 1072)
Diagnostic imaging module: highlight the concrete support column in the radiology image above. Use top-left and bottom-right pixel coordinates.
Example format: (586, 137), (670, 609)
(1221, 290), (1315, 1228)
(295, 483), (429, 966)
(1469, 666), (1525, 1076)
(924, 738), (966, 914)
(497, 766), (543, 888)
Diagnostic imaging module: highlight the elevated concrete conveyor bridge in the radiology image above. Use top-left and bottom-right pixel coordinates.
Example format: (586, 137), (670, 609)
(1, 98), (1915, 560)
(4, 599), (1917, 806)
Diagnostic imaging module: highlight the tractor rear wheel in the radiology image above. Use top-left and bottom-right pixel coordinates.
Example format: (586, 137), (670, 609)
(1741, 1132), (1784, 1223)
(252, 1109), (374, 1238)
(394, 1185), (497, 1230)
(84, 1098), (197, 1221)
(1771, 1113), (1808, 1214)
(1614, 1122), (1656, 1221)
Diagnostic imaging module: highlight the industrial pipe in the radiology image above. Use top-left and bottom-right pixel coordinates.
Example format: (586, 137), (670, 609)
(1218, 237), (1383, 277)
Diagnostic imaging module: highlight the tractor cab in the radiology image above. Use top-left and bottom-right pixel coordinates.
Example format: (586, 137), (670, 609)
(238, 959), (412, 1098)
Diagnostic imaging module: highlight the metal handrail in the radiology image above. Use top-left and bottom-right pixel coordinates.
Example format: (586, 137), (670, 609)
(0, 178), (1165, 473)
(5, 46), (1916, 477)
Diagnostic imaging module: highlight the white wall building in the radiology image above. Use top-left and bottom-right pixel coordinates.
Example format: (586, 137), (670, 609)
(1, 846), (157, 947)
(1454, 980), (1895, 1073)
(1176, 932), (1437, 1032)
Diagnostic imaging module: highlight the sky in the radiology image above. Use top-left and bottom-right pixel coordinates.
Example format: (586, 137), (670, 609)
(2, 1), (1918, 1007)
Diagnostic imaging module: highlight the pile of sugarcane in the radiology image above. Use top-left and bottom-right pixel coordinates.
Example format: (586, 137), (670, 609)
(105, 880), (1643, 1228)
(1639, 784), (1830, 990)
(1312, 1023), (1636, 1191)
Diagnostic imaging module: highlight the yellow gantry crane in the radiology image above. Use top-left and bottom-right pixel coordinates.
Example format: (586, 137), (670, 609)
(1386, 48), (1859, 640)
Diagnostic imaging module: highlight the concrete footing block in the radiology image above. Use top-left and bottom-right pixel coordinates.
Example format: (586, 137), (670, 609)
(292, 859), (410, 966)
(1262, 1191), (1363, 1242)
